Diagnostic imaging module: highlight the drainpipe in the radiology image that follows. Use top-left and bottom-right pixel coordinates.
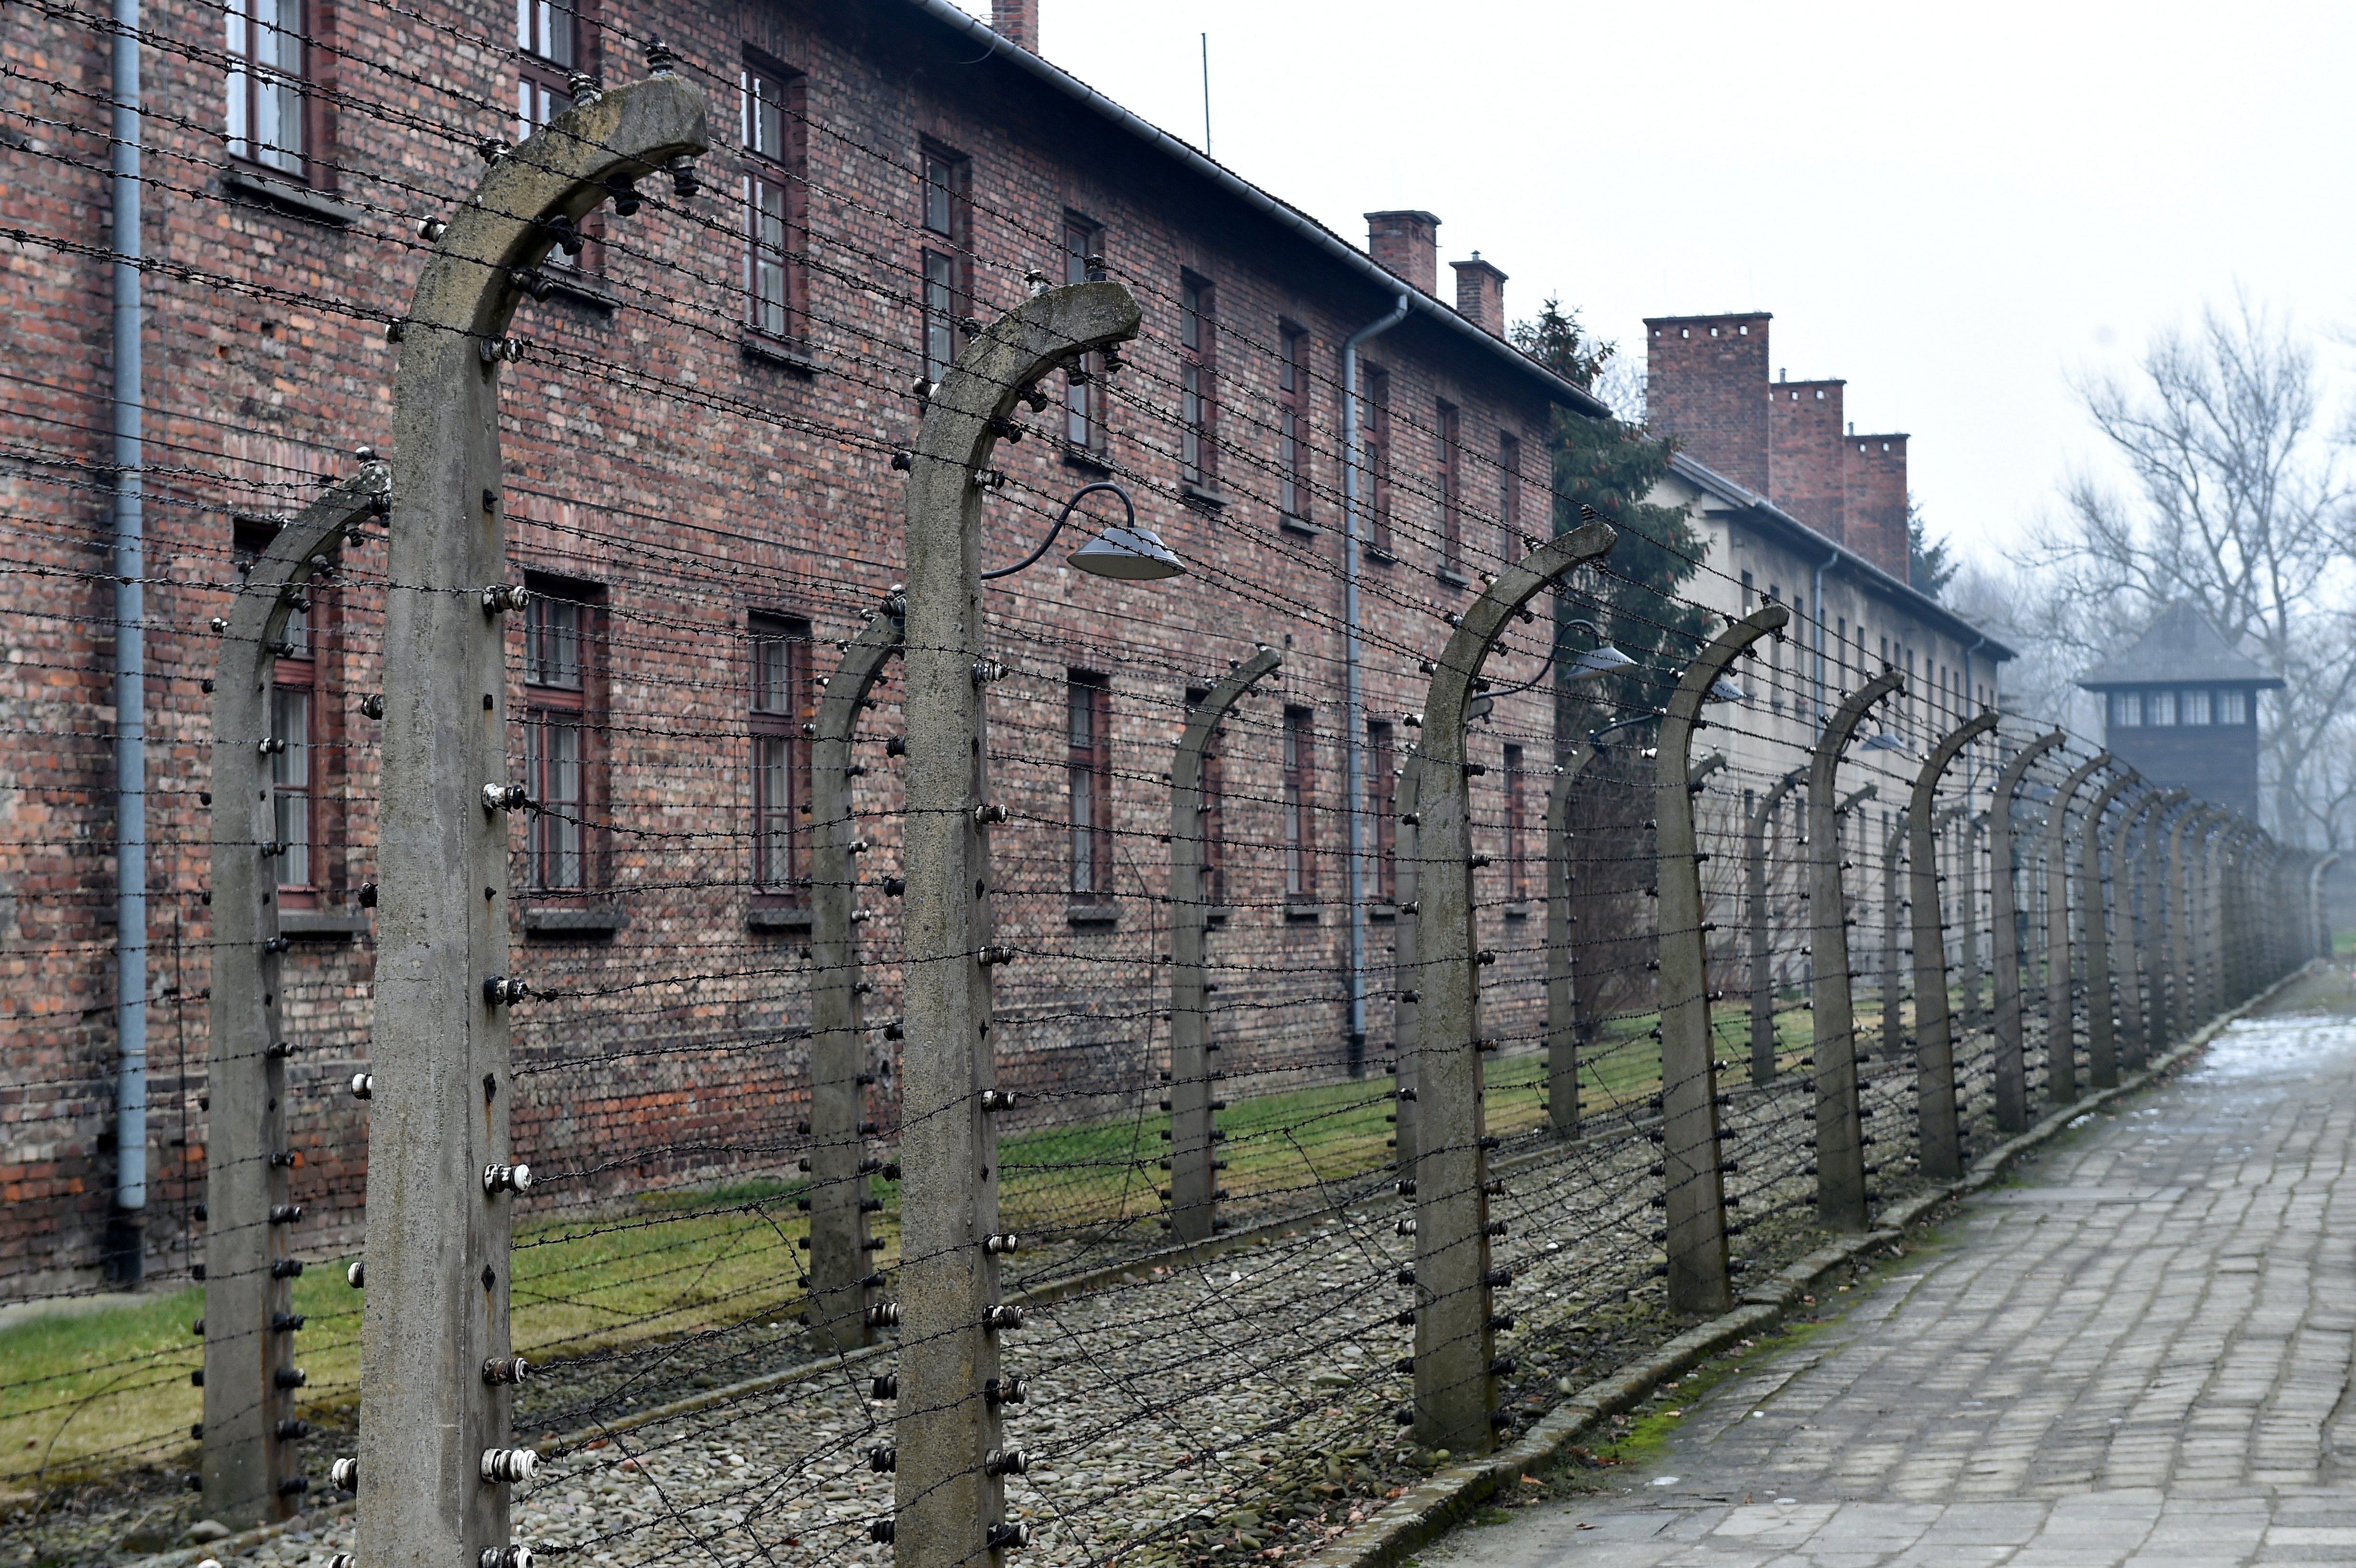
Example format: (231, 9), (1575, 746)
(1342, 294), (1409, 1077)
(1811, 545), (1838, 731)
(109, 0), (146, 1285)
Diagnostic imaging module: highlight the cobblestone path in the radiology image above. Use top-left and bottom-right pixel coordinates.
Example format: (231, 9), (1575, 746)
(1428, 969), (2356, 1568)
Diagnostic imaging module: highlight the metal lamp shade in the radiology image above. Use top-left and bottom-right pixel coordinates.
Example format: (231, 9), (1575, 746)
(1707, 675), (1747, 704)
(1069, 524), (1185, 581)
(1565, 644), (1637, 682)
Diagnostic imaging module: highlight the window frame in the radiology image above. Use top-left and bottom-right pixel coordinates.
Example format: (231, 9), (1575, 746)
(1278, 322), (1311, 527)
(1367, 719), (1396, 904)
(1504, 743), (1527, 904)
(1067, 673), (1114, 901)
(1187, 686), (1230, 911)
(225, 0), (317, 181)
(1361, 365), (1392, 559)
(1179, 272), (1218, 490)
(235, 520), (324, 906)
(523, 576), (605, 901)
(1283, 705), (1317, 904)
(1498, 431), (1523, 563)
(919, 143), (972, 387)
(749, 613), (814, 904)
(742, 55), (807, 347)
(1436, 400), (1463, 578)
(1061, 216), (1108, 455)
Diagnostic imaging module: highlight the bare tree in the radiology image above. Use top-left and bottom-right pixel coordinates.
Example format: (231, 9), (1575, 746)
(2012, 294), (2356, 841)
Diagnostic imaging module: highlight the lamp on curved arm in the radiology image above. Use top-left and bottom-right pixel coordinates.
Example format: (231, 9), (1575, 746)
(982, 480), (1183, 582)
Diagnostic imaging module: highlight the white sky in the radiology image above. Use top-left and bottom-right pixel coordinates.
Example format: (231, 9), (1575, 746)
(948, 0), (2356, 568)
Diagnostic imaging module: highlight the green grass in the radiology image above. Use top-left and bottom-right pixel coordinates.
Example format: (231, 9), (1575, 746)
(0, 1000), (1825, 1489)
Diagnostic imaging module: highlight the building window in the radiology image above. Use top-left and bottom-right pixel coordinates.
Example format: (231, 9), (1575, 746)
(750, 614), (812, 898)
(525, 580), (600, 894)
(1188, 687), (1229, 909)
(235, 523), (321, 903)
(1278, 323), (1310, 526)
(1283, 706), (1316, 903)
(742, 59), (806, 344)
(1060, 217), (1107, 454)
(516, 1), (596, 270)
(1178, 273), (1217, 488)
(1437, 401), (1463, 577)
(1367, 719), (1396, 904)
(1068, 675), (1113, 897)
(226, 0), (308, 176)
(1504, 744), (1527, 903)
(920, 145), (970, 386)
(2111, 691), (2143, 728)
(1498, 432), (1523, 562)
(2149, 688), (2177, 727)
(1361, 366), (1392, 557)
(2181, 688), (2211, 725)
(2220, 688), (2247, 725)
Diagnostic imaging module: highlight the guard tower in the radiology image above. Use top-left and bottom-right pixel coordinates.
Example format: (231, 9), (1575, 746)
(2077, 602), (2282, 819)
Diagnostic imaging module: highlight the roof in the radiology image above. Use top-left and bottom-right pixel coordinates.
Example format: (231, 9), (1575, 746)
(1665, 452), (2018, 662)
(900, 0), (1612, 421)
(2076, 602), (2285, 689)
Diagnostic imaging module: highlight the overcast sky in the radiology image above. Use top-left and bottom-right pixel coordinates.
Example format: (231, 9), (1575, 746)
(948, 0), (2356, 569)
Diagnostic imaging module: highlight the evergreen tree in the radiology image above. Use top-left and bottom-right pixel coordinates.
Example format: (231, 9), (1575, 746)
(1906, 498), (1956, 600)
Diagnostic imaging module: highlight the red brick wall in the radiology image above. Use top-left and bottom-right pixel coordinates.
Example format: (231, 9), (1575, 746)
(1642, 313), (1771, 494)
(1766, 378), (1847, 546)
(1844, 434), (1910, 582)
(0, 0), (1567, 1285)
(1365, 211), (1440, 297)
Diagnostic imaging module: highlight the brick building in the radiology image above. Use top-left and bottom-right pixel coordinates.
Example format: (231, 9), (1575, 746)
(1, 0), (1607, 1287)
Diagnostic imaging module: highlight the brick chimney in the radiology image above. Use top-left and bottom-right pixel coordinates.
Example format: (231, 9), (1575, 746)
(1365, 211), (1440, 297)
(1643, 313), (1772, 495)
(1767, 375), (1848, 546)
(1450, 253), (1507, 336)
(1844, 433), (1910, 581)
(991, 0), (1036, 52)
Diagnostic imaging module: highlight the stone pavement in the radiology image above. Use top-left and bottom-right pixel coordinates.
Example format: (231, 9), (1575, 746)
(1427, 969), (2356, 1568)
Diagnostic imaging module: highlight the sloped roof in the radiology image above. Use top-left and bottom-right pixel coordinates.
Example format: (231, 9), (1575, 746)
(2076, 602), (2284, 689)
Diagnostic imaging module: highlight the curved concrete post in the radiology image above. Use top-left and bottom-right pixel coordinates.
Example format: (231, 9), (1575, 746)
(1656, 606), (1789, 1315)
(366, 76), (706, 1568)
(2038, 753), (2110, 1106)
(1544, 744), (1600, 1131)
(1908, 712), (1998, 1179)
(2117, 789), (2182, 1067)
(1411, 519), (1616, 1455)
(2077, 773), (2140, 1089)
(897, 280), (1145, 1566)
(1956, 811), (1988, 1038)
(203, 464), (387, 1526)
(1744, 770), (1804, 1084)
(1881, 811), (1908, 1059)
(2310, 852), (2341, 960)
(1987, 731), (2063, 1133)
(2166, 807), (2209, 1042)
(1169, 647), (1282, 1242)
(806, 600), (905, 1353)
(1810, 670), (1904, 1232)
(2197, 818), (2231, 1017)
(1393, 753), (1424, 1168)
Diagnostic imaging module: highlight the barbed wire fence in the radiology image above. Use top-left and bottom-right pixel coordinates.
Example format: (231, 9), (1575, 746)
(0, 17), (2329, 1567)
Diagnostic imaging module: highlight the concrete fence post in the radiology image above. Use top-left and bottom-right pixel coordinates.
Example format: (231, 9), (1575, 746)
(1809, 671), (1904, 1233)
(1908, 711), (1998, 1181)
(1986, 731), (2062, 1134)
(2039, 753), (2110, 1107)
(806, 602), (905, 1353)
(2197, 817), (2227, 1018)
(201, 465), (387, 1526)
(2117, 789), (2181, 1067)
(1881, 811), (1907, 1060)
(2166, 807), (2206, 1041)
(1392, 753), (1422, 1168)
(1744, 771), (1803, 1085)
(1655, 606), (1788, 1315)
(1410, 520), (1616, 1456)
(895, 280), (1144, 1568)
(1544, 745), (1598, 1132)
(2308, 852), (2339, 960)
(1168, 647), (1281, 1242)
(363, 76), (705, 1568)
(1956, 812), (1987, 1039)
(2078, 772), (2140, 1089)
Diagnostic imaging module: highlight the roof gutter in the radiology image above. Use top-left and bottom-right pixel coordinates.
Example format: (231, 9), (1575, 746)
(900, 0), (1613, 422)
